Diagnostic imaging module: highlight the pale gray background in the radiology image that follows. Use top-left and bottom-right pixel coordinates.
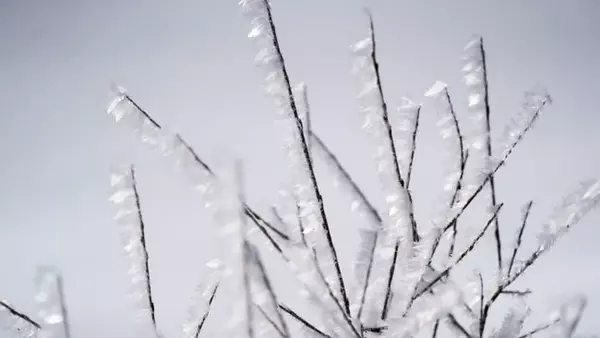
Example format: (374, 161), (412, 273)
(1, 1), (599, 337)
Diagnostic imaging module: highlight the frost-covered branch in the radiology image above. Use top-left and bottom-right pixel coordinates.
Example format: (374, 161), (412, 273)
(507, 201), (533, 278)
(464, 37), (503, 276)
(241, 0), (350, 315)
(278, 304), (331, 338)
(109, 166), (159, 337)
(0, 300), (40, 337)
(352, 11), (422, 325)
(35, 267), (71, 338)
(424, 82), (467, 260)
(182, 273), (220, 338)
(479, 180), (600, 336)
(415, 204), (504, 300)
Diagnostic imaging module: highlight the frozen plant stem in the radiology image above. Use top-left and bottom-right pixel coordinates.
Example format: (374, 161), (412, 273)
(256, 0), (350, 316)
(507, 201), (533, 278)
(0, 300), (41, 330)
(405, 105), (421, 189)
(130, 167), (158, 331)
(363, 11), (420, 321)
(479, 38), (503, 277)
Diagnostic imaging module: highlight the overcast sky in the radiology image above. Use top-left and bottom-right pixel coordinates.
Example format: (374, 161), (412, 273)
(1, 1), (600, 337)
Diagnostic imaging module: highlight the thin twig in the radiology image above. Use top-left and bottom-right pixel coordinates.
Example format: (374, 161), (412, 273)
(295, 200), (362, 338)
(477, 38), (504, 277)
(441, 98), (550, 234)
(507, 201), (533, 278)
(416, 204), (504, 299)
(279, 304), (332, 338)
(444, 87), (467, 258)
(255, 303), (286, 338)
(247, 243), (290, 337)
(517, 318), (560, 338)
(262, 0), (350, 314)
(191, 282), (219, 338)
(365, 10), (420, 320)
(130, 166), (157, 331)
(406, 105), (421, 189)
(310, 131), (382, 320)
(0, 300), (41, 329)
(237, 162), (255, 338)
(447, 313), (474, 338)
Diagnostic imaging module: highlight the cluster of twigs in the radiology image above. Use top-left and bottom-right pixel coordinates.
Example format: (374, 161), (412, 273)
(2, 1), (599, 337)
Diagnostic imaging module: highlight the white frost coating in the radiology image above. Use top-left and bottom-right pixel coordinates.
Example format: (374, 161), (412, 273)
(181, 265), (221, 338)
(497, 89), (551, 159)
(551, 295), (587, 338)
(424, 81), (447, 97)
(350, 228), (378, 317)
(108, 167), (159, 338)
(240, 0), (344, 315)
(244, 242), (289, 338)
(106, 86), (215, 197)
(461, 36), (495, 199)
(536, 179), (600, 252)
(391, 98), (420, 178)
(310, 132), (382, 232)
(490, 300), (530, 338)
(423, 83), (466, 223)
(385, 281), (464, 338)
(0, 302), (39, 338)
(34, 267), (70, 338)
(208, 160), (252, 338)
(351, 19), (416, 328)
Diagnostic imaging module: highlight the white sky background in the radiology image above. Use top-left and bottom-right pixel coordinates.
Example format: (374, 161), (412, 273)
(1, 1), (600, 337)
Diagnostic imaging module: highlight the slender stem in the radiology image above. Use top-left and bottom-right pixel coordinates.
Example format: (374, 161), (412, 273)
(406, 106), (421, 189)
(262, 0), (350, 314)
(447, 313), (473, 338)
(479, 37), (503, 276)
(55, 274), (72, 338)
(279, 304), (332, 338)
(192, 283), (219, 338)
(365, 10), (419, 321)
(310, 132), (382, 320)
(415, 204), (503, 299)
(248, 244), (290, 337)
(507, 201), (533, 278)
(295, 201), (362, 338)
(366, 11), (418, 241)
(444, 88), (467, 258)
(431, 320), (440, 338)
(255, 304), (286, 338)
(0, 300), (41, 329)
(517, 318), (559, 338)
(130, 166), (157, 331)
(441, 98), (549, 234)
